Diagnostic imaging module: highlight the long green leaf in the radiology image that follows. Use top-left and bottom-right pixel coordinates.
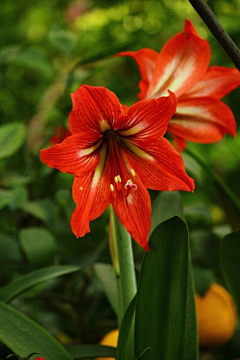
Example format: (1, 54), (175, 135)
(0, 301), (72, 360)
(65, 344), (116, 359)
(93, 263), (118, 316)
(135, 217), (191, 360)
(116, 296), (136, 360)
(0, 265), (81, 303)
(220, 230), (240, 314)
(186, 262), (199, 360)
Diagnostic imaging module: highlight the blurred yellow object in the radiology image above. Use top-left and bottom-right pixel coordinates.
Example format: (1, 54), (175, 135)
(96, 329), (119, 360)
(196, 283), (238, 347)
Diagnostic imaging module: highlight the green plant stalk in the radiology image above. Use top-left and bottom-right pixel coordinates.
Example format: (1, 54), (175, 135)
(185, 148), (240, 213)
(108, 205), (137, 326)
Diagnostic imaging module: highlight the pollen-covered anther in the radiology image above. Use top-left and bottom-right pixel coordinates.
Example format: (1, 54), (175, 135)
(130, 169), (136, 177)
(114, 175), (122, 191)
(110, 184), (114, 192)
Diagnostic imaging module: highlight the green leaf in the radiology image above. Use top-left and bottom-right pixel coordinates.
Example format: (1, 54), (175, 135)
(135, 217), (192, 360)
(20, 200), (56, 224)
(116, 296), (136, 360)
(0, 189), (14, 209)
(10, 187), (28, 210)
(151, 191), (184, 235)
(0, 234), (21, 262)
(0, 301), (72, 360)
(135, 347), (151, 360)
(65, 344), (116, 359)
(220, 230), (240, 314)
(0, 123), (26, 159)
(0, 265), (81, 303)
(48, 27), (76, 56)
(193, 266), (214, 297)
(19, 228), (56, 266)
(93, 263), (118, 316)
(185, 263), (199, 360)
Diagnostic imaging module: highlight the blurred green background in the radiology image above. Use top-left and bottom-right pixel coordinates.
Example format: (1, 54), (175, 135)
(0, 0), (240, 358)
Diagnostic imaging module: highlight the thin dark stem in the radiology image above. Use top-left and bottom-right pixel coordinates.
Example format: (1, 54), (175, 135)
(189, 0), (240, 70)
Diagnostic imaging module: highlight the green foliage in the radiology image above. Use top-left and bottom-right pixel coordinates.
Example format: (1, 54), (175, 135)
(0, 123), (26, 159)
(135, 217), (197, 360)
(0, 301), (72, 360)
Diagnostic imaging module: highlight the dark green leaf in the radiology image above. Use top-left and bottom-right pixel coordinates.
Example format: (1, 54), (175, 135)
(185, 263), (199, 360)
(135, 347), (151, 360)
(193, 266), (214, 297)
(116, 296), (136, 360)
(0, 265), (81, 303)
(135, 217), (191, 360)
(10, 187), (28, 210)
(0, 301), (72, 360)
(20, 200), (56, 224)
(0, 189), (14, 210)
(220, 230), (240, 314)
(0, 123), (26, 159)
(93, 263), (118, 316)
(0, 234), (21, 262)
(65, 344), (116, 359)
(151, 191), (184, 235)
(48, 27), (76, 55)
(19, 228), (56, 266)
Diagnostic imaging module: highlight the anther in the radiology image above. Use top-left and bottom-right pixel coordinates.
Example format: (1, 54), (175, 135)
(79, 186), (84, 191)
(130, 169), (136, 177)
(110, 184), (114, 192)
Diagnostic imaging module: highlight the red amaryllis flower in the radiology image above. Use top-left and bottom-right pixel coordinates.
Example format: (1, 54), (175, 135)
(117, 20), (240, 152)
(40, 85), (194, 250)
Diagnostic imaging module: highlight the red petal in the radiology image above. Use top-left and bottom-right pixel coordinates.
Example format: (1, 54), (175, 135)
(111, 176), (151, 251)
(116, 49), (158, 99)
(173, 137), (187, 153)
(69, 85), (123, 134)
(182, 66), (240, 100)
(40, 131), (101, 176)
(115, 91), (177, 140)
(71, 157), (111, 237)
(147, 20), (211, 98)
(168, 97), (237, 143)
(122, 138), (195, 192)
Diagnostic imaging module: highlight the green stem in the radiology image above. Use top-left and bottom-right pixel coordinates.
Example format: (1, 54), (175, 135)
(185, 148), (240, 212)
(108, 205), (137, 326)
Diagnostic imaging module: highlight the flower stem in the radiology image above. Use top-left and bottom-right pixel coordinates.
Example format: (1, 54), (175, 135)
(188, 0), (240, 70)
(108, 205), (137, 326)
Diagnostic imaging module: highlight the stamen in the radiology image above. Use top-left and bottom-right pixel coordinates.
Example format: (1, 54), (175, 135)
(110, 184), (114, 192)
(130, 169), (136, 177)
(114, 175), (122, 191)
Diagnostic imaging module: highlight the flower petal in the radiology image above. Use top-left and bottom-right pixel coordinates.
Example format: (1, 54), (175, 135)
(122, 138), (195, 192)
(182, 66), (240, 100)
(116, 49), (158, 99)
(115, 91), (177, 140)
(111, 176), (151, 251)
(71, 149), (111, 237)
(173, 137), (187, 153)
(168, 97), (237, 143)
(40, 131), (102, 176)
(147, 20), (211, 98)
(69, 85), (124, 134)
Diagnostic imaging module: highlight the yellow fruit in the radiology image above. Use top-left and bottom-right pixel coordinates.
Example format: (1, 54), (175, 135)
(96, 329), (119, 360)
(196, 283), (238, 347)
